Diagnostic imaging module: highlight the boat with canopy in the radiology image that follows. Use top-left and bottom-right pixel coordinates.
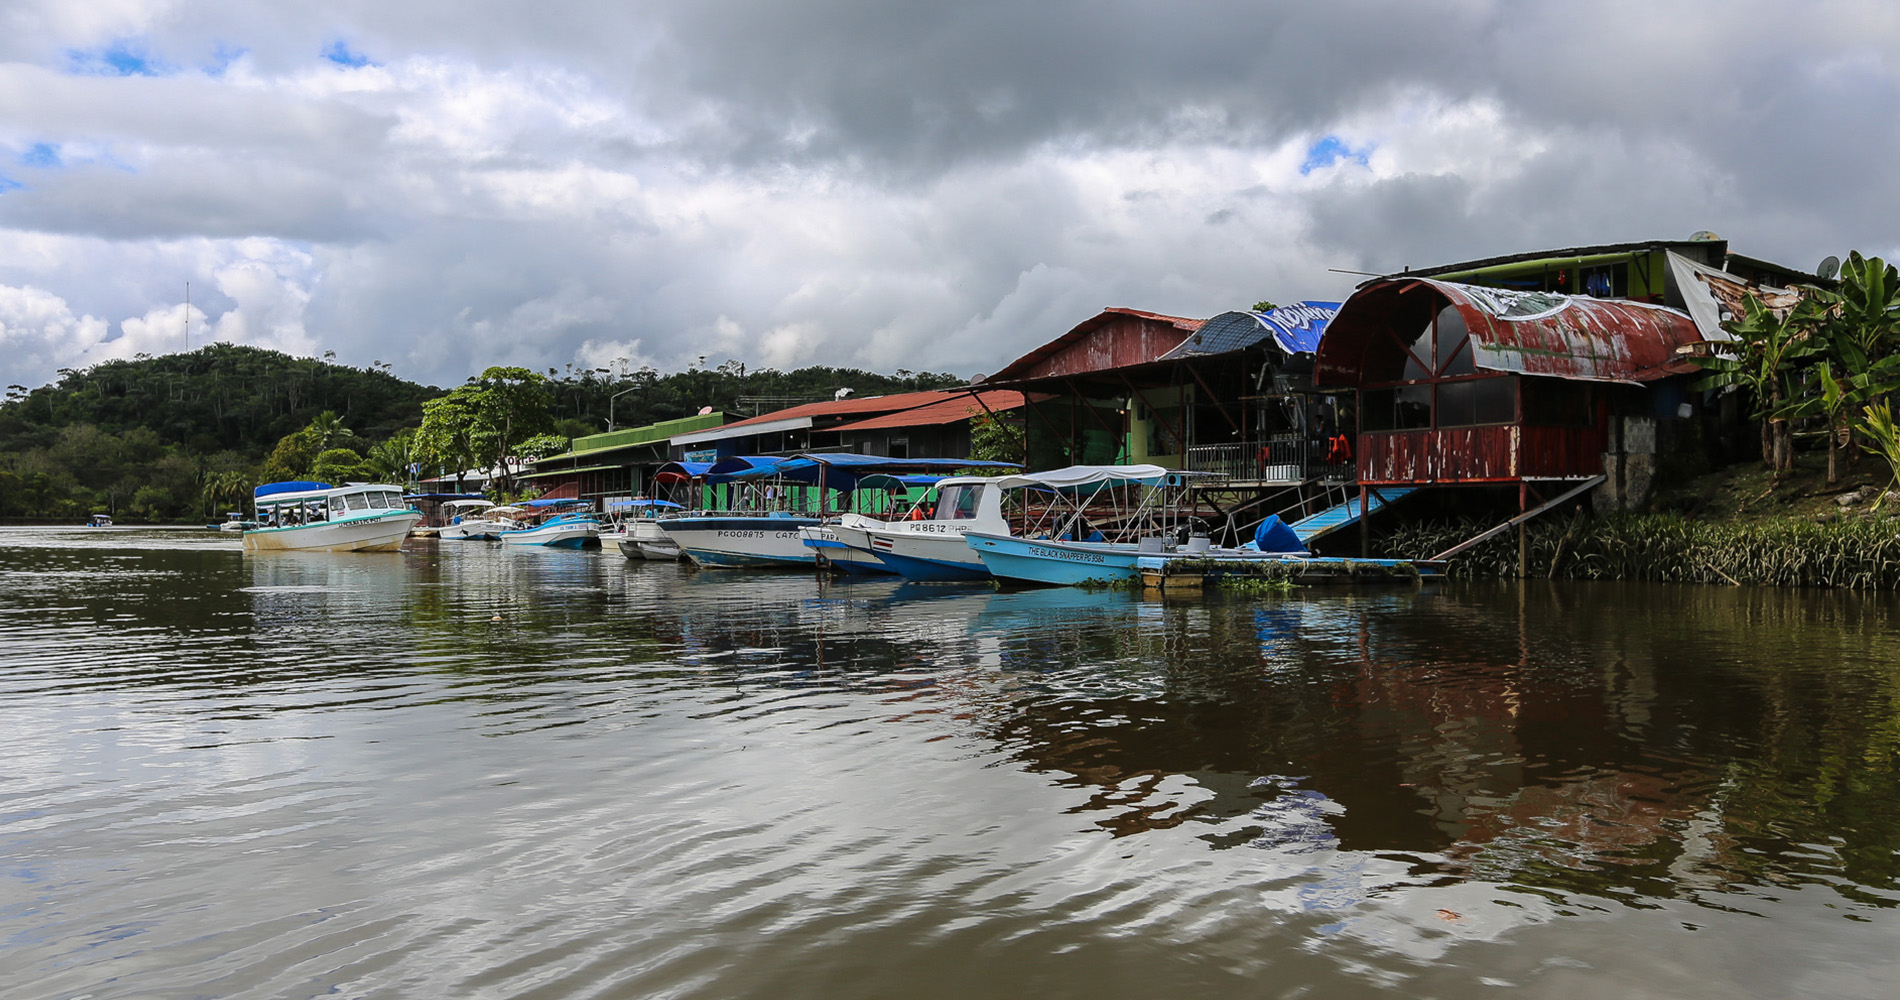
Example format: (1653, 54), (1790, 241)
(242, 481), (422, 553)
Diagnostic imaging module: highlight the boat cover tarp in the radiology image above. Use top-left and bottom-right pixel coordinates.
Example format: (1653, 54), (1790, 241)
(1253, 515), (1308, 554)
(522, 497), (589, 508)
(994, 464), (1170, 493)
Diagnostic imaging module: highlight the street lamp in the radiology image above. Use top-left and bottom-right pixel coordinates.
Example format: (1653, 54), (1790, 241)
(608, 385), (639, 431)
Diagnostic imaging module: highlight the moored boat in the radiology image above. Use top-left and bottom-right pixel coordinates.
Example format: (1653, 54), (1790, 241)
(438, 499), (520, 540)
(661, 512), (821, 568)
(798, 516), (895, 574)
(243, 482), (422, 553)
(498, 500), (601, 548)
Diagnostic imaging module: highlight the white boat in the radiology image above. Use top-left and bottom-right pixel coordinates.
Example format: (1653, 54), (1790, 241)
(243, 482), (422, 553)
(958, 465), (1185, 586)
(605, 499), (687, 560)
(437, 499), (520, 540)
(660, 512), (820, 568)
(87, 513), (113, 528)
(839, 475), (1022, 581)
(499, 505), (601, 548)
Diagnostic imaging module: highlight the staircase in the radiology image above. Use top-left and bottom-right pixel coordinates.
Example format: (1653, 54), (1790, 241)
(1289, 487), (1418, 542)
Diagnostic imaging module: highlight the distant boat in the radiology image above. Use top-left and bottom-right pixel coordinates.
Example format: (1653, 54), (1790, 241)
(604, 498), (685, 560)
(498, 500), (600, 548)
(243, 482), (422, 553)
(437, 499), (520, 540)
(87, 513), (113, 528)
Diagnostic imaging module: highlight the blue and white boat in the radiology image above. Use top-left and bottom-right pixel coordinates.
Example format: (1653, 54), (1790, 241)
(799, 516), (895, 575)
(499, 499), (601, 548)
(243, 481), (422, 553)
(958, 464), (1191, 586)
(837, 475), (1028, 581)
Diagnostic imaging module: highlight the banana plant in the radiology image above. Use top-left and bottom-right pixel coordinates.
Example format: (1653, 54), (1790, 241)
(1693, 293), (1828, 473)
(1857, 400), (1900, 508)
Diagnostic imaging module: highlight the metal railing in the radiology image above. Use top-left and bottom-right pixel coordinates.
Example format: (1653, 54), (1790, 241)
(1185, 434), (1310, 483)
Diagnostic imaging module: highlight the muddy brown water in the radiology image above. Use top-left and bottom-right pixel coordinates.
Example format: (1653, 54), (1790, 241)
(3, 527), (1898, 998)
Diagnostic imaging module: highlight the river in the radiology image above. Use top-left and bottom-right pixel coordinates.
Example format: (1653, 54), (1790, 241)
(3, 527), (1898, 998)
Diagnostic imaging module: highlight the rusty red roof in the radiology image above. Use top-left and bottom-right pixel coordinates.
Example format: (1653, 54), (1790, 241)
(702, 388), (981, 433)
(1315, 278), (1707, 386)
(826, 390), (1044, 433)
(982, 308), (1206, 384)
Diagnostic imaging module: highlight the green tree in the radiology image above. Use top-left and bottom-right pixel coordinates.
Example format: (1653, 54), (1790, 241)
(416, 367), (553, 493)
(415, 393), (481, 492)
(311, 447), (371, 484)
(968, 408), (1025, 466)
(364, 429), (419, 485)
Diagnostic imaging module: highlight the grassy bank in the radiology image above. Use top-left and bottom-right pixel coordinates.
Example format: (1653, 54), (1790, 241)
(1376, 512), (1900, 589)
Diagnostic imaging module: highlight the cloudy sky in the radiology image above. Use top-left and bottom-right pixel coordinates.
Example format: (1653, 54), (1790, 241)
(1, 1), (1895, 391)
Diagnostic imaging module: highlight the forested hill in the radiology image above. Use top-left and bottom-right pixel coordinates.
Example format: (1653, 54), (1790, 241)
(0, 344), (440, 458)
(0, 345), (967, 521)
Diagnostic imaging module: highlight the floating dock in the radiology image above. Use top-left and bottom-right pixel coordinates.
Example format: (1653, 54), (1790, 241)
(1137, 554), (1444, 593)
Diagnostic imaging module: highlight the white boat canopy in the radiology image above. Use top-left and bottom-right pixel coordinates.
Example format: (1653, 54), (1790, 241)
(993, 464), (1172, 493)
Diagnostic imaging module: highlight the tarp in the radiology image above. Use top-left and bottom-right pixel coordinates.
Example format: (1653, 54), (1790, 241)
(404, 492), (487, 502)
(994, 464), (1170, 493)
(1667, 250), (1800, 343)
(1253, 515), (1308, 554)
(1163, 301), (1342, 360)
(522, 497), (588, 508)
(855, 474), (941, 491)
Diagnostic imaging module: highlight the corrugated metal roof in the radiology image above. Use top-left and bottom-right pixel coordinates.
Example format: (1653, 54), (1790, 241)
(1315, 277), (1707, 386)
(826, 390), (1037, 433)
(983, 308), (1205, 384)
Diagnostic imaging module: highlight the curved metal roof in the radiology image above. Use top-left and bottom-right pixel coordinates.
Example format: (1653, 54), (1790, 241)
(1314, 277), (1706, 387)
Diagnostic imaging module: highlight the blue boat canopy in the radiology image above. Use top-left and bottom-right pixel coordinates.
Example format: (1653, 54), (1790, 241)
(607, 498), (685, 510)
(654, 461), (714, 482)
(521, 497), (589, 508)
(255, 480), (331, 498)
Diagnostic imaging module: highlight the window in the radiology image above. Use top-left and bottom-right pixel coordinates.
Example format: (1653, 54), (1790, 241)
(1523, 380), (1593, 427)
(345, 493), (369, 511)
(936, 484), (982, 520)
(1364, 299), (1515, 430)
(366, 492), (389, 509)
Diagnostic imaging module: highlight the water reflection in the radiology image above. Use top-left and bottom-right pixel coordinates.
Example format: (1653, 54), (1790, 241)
(2, 530), (1898, 998)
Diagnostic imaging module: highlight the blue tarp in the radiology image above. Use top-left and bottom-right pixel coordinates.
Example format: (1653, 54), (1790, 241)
(1253, 514), (1308, 555)
(255, 480), (330, 498)
(522, 497), (588, 508)
(1162, 301), (1342, 360)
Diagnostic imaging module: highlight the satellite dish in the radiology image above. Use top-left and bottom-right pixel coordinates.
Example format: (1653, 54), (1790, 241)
(833, 387), (855, 401)
(1689, 230), (1721, 242)
(1818, 255), (1841, 281)
(697, 406), (713, 415)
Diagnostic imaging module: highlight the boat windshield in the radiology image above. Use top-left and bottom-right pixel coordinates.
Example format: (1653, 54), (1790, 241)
(365, 492), (390, 509)
(935, 484), (983, 521)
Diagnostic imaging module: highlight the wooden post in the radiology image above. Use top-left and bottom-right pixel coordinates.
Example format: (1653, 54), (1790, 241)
(1517, 480), (1528, 579)
(1358, 485), (1369, 558)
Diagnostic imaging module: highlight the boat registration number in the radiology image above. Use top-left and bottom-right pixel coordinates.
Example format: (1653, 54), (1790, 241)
(716, 530), (766, 539)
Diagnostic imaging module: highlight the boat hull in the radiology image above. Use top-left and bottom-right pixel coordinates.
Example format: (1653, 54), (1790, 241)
(623, 520), (683, 560)
(439, 518), (511, 541)
(863, 524), (993, 581)
(500, 522), (600, 547)
(964, 531), (1146, 586)
(799, 525), (894, 575)
(242, 511), (422, 553)
(662, 515), (820, 568)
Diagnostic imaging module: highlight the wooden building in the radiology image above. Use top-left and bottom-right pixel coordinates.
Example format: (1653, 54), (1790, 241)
(1313, 276), (1709, 516)
(978, 303), (1343, 483)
